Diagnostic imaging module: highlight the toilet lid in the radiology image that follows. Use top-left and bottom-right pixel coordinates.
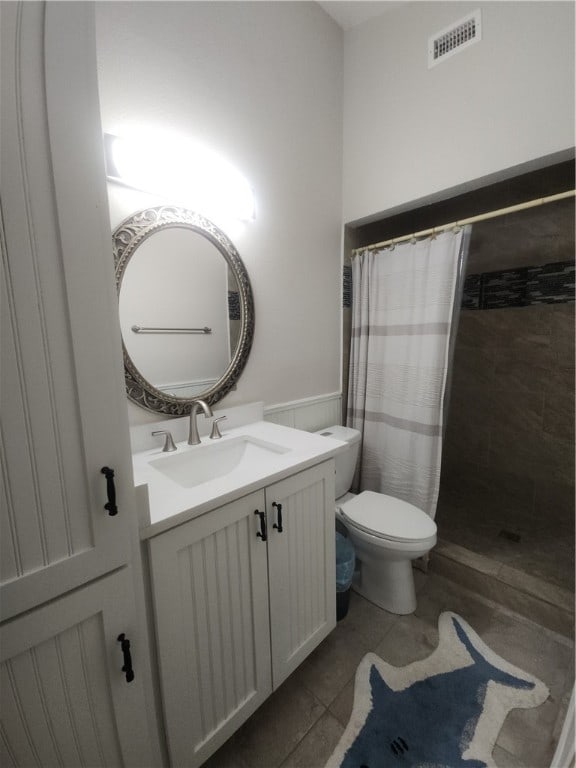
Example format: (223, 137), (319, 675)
(339, 491), (436, 542)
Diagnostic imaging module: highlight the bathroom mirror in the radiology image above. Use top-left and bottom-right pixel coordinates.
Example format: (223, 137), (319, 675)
(113, 206), (254, 415)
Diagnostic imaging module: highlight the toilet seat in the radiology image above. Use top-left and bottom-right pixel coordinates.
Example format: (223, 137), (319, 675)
(339, 491), (436, 544)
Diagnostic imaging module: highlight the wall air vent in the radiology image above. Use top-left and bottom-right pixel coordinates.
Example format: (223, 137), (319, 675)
(428, 10), (481, 68)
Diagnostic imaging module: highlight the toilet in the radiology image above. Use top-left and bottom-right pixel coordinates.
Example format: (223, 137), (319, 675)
(317, 425), (437, 615)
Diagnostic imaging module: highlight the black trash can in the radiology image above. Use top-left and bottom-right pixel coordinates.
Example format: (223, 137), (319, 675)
(335, 531), (355, 621)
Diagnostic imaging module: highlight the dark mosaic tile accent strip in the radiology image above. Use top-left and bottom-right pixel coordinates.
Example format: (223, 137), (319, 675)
(228, 290), (241, 320)
(343, 264), (352, 308)
(462, 259), (575, 310)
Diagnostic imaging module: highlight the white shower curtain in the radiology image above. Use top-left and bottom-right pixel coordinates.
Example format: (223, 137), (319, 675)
(347, 229), (469, 519)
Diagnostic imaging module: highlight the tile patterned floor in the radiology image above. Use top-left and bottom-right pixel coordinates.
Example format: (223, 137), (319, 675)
(204, 572), (574, 768)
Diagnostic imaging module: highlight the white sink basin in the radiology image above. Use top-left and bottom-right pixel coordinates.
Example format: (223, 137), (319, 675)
(149, 435), (290, 489)
(133, 418), (348, 537)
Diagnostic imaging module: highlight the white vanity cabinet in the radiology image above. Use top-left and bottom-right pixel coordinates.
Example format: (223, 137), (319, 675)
(149, 460), (336, 768)
(266, 463), (337, 687)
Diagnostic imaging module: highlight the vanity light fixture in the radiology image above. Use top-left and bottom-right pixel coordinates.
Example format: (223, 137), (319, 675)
(103, 131), (256, 224)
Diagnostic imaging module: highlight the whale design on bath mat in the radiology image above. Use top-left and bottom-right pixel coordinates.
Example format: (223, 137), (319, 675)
(325, 612), (549, 768)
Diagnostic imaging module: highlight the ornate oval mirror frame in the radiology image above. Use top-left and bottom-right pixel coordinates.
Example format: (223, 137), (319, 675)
(113, 206), (254, 416)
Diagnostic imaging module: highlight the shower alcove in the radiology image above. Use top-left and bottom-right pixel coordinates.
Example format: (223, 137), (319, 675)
(344, 158), (575, 637)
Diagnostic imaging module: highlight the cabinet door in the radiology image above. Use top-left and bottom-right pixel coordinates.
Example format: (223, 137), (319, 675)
(0, 567), (153, 768)
(267, 461), (337, 687)
(150, 491), (272, 768)
(1, 2), (135, 621)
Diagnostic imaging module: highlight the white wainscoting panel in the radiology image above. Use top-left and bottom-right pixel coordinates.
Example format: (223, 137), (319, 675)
(264, 393), (342, 433)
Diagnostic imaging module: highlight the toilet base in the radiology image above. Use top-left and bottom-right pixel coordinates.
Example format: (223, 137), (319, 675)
(352, 557), (416, 615)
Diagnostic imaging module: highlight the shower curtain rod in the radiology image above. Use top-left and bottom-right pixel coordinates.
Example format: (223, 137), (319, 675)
(351, 189), (576, 256)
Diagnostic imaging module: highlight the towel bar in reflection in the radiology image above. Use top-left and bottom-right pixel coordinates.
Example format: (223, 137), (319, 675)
(131, 325), (212, 334)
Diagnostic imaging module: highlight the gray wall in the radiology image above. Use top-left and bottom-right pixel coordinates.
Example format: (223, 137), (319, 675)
(343, 1), (575, 224)
(96, 2), (343, 425)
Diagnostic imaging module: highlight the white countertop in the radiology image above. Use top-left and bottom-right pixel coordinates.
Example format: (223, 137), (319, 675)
(134, 420), (346, 539)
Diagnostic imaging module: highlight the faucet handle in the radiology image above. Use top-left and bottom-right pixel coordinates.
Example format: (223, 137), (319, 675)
(209, 416), (227, 440)
(152, 430), (177, 452)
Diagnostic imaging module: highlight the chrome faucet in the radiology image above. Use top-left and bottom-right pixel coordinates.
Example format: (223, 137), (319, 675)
(151, 429), (177, 452)
(188, 399), (213, 445)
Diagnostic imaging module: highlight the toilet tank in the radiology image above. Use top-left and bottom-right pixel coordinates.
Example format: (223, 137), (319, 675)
(315, 425), (361, 498)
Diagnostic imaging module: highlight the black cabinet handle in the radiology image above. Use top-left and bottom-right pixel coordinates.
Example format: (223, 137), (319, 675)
(117, 633), (134, 683)
(101, 467), (118, 516)
(254, 510), (267, 542)
(272, 502), (283, 533)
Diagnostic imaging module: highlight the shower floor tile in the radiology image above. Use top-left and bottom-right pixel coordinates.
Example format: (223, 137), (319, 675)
(436, 489), (575, 593)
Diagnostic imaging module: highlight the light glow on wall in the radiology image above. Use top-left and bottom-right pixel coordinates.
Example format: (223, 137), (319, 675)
(104, 131), (256, 227)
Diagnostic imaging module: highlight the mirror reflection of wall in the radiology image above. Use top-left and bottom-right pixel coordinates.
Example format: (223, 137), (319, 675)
(108, 181), (252, 410)
(112, 195), (255, 416)
(118, 226), (234, 398)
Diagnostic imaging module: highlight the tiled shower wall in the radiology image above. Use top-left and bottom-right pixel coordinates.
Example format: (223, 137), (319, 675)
(441, 302), (574, 521)
(439, 203), (575, 590)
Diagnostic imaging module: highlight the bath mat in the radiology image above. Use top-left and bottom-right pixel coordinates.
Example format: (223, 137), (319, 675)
(325, 612), (549, 768)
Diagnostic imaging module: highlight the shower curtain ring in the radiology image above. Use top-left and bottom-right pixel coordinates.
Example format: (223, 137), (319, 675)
(389, 239), (396, 251)
(430, 228), (437, 240)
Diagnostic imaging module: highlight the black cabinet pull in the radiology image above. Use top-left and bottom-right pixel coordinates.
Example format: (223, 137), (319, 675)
(254, 510), (267, 542)
(101, 466), (118, 516)
(272, 502), (283, 533)
(117, 633), (134, 683)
